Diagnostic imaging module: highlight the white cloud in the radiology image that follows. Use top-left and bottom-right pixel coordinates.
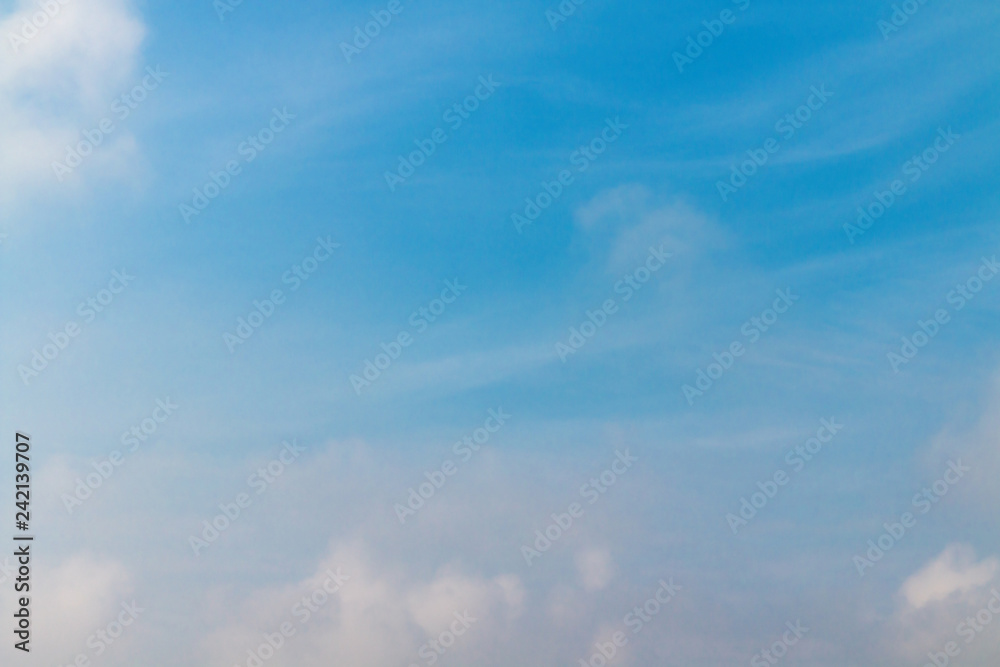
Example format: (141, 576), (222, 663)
(900, 543), (999, 610)
(0, 0), (145, 201)
(573, 184), (726, 274)
(923, 373), (1000, 508)
(574, 184), (651, 230)
(0, 553), (133, 664)
(202, 542), (525, 667)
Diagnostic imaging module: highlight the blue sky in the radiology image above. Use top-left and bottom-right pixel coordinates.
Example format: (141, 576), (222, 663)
(2, 0), (1000, 665)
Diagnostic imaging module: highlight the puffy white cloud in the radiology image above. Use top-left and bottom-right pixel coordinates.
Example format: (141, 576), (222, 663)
(201, 541), (525, 667)
(900, 544), (999, 610)
(0, 553), (133, 665)
(572, 184), (726, 274)
(0, 0), (145, 200)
